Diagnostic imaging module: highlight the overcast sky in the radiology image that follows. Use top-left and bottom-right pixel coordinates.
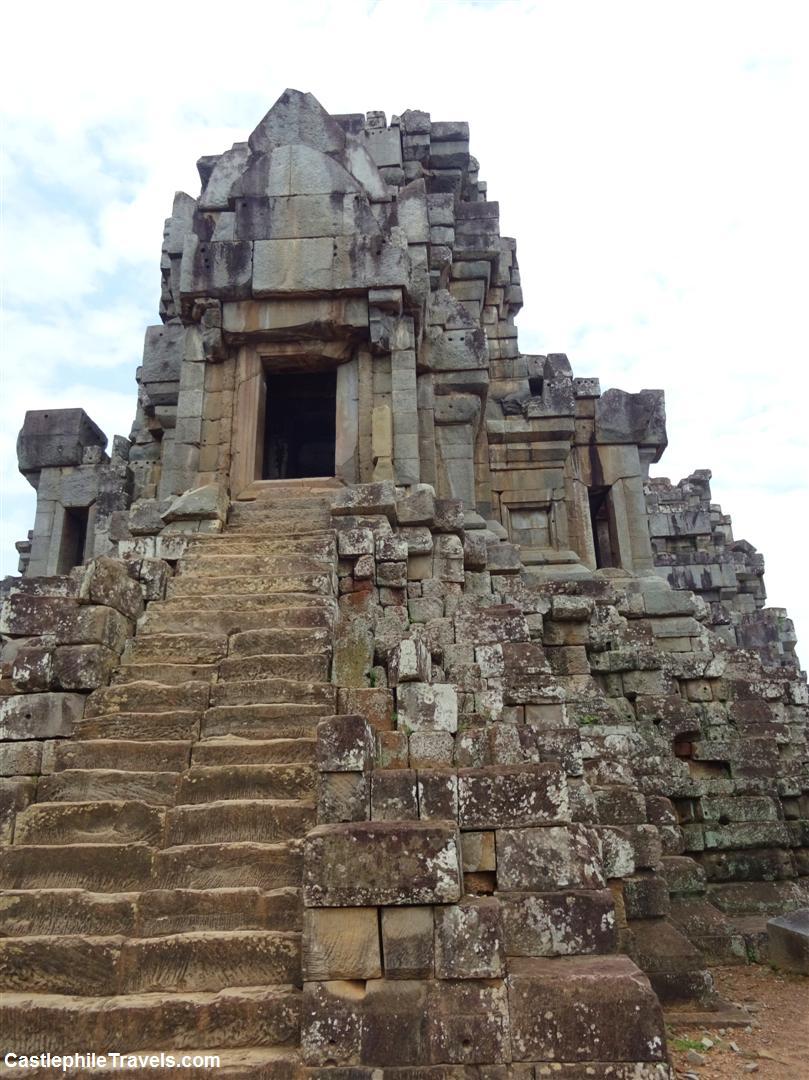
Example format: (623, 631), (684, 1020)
(1, 0), (807, 657)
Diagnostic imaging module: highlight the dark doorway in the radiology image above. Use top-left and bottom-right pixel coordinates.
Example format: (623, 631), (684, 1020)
(56, 506), (90, 573)
(263, 371), (337, 480)
(588, 486), (618, 569)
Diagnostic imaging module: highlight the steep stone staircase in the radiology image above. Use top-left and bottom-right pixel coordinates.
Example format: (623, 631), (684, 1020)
(0, 485), (339, 1078)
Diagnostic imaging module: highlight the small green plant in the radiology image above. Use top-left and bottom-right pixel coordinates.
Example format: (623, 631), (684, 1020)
(368, 670), (377, 688)
(579, 714), (599, 726)
(669, 1037), (708, 1053)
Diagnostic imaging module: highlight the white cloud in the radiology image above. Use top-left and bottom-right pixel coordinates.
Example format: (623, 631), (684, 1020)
(1, 0), (807, 655)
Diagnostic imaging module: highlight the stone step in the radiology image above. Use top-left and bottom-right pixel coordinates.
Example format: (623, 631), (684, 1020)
(227, 506), (331, 530)
(165, 800), (314, 845)
(140, 604), (333, 637)
(0, 986), (300, 1055)
(5, 1048), (304, 1080)
(166, 572), (333, 599)
(225, 521), (332, 539)
(38, 769), (181, 806)
(135, 886), (301, 936)
(153, 842), (300, 890)
(50, 739), (192, 773)
(177, 764), (315, 804)
(0, 934), (123, 995)
(124, 633), (230, 666)
(192, 737), (315, 766)
(0, 844), (154, 890)
(210, 678), (336, 709)
(74, 711), (201, 742)
(14, 801), (164, 846)
(235, 476), (342, 497)
(228, 626), (332, 657)
(218, 652), (330, 683)
(202, 705), (324, 740)
(85, 681), (210, 718)
(119, 929), (301, 994)
(113, 662), (218, 686)
(153, 593), (334, 611)
(176, 554), (333, 577)
(228, 494), (332, 512)
(0, 886), (300, 938)
(233, 492), (334, 510)
(0, 889), (138, 937)
(185, 533), (334, 557)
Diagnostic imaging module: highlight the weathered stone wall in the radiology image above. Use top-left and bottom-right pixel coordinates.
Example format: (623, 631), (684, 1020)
(647, 469), (799, 669)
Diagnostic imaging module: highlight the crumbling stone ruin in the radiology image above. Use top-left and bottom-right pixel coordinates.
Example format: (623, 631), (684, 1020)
(2, 89), (807, 1078)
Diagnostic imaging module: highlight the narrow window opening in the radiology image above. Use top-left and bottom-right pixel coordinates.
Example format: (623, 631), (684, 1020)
(263, 370), (337, 480)
(56, 506), (89, 573)
(528, 375), (544, 396)
(588, 486), (618, 569)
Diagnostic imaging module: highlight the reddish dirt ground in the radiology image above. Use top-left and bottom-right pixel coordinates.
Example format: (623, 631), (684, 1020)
(668, 964), (809, 1079)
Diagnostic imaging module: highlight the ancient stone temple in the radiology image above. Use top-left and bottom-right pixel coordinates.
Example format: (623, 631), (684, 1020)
(2, 89), (807, 1078)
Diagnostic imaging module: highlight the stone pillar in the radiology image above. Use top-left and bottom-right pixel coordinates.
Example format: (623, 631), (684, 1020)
(335, 357), (359, 484)
(391, 317), (420, 486)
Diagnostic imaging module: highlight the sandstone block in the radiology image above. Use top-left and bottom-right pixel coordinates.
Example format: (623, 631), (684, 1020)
(660, 855), (706, 895)
(461, 830), (496, 872)
(303, 907), (381, 980)
(497, 825), (605, 891)
(408, 597), (444, 623)
(594, 786), (648, 824)
(0, 741), (43, 776)
(2, 599), (132, 650)
(333, 617), (374, 688)
(398, 682), (457, 733)
(338, 687), (394, 733)
(486, 543), (521, 574)
(337, 527), (375, 557)
(0, 778), (36, 843)
(550, 595), (594, 622)
(301, 980), (365, 1066)
(425, 979), (511, 1065)
(371, 769), (418, 820)
(622, 874), (671, 918)
(596, 827), (636, 878)
(10, 645), (53, 691)
(417, 768), (458, 820)
(73, 557), (144, 620)
(454, 605), (529, 646)
(459, 764), (568, 829)
(389, 639), (431, 686)
(376, 730), (409, 769)
(303, 821), (462, 906)
(409, 730), (454, 768)
(353, 553), (375, 579)
(376, 533), (409, 561)
(318, 772), (369, 824)
(376, 561), (408, 588)
(51, 644), (118, 690)
(508, 955), (666, 1062)
(333, 482), (397, 520)
(0, 692), (84, 740)
(317, 714), (373, 772)
(381, 906), (434, 979)
(397, 488), (436, 526)
(434, 897), (505, 978)
(359, 979), (431, 1065)
(400, 526), (434, 554)
(767, 908), (809, 975)
(499, 889), (617, 957)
